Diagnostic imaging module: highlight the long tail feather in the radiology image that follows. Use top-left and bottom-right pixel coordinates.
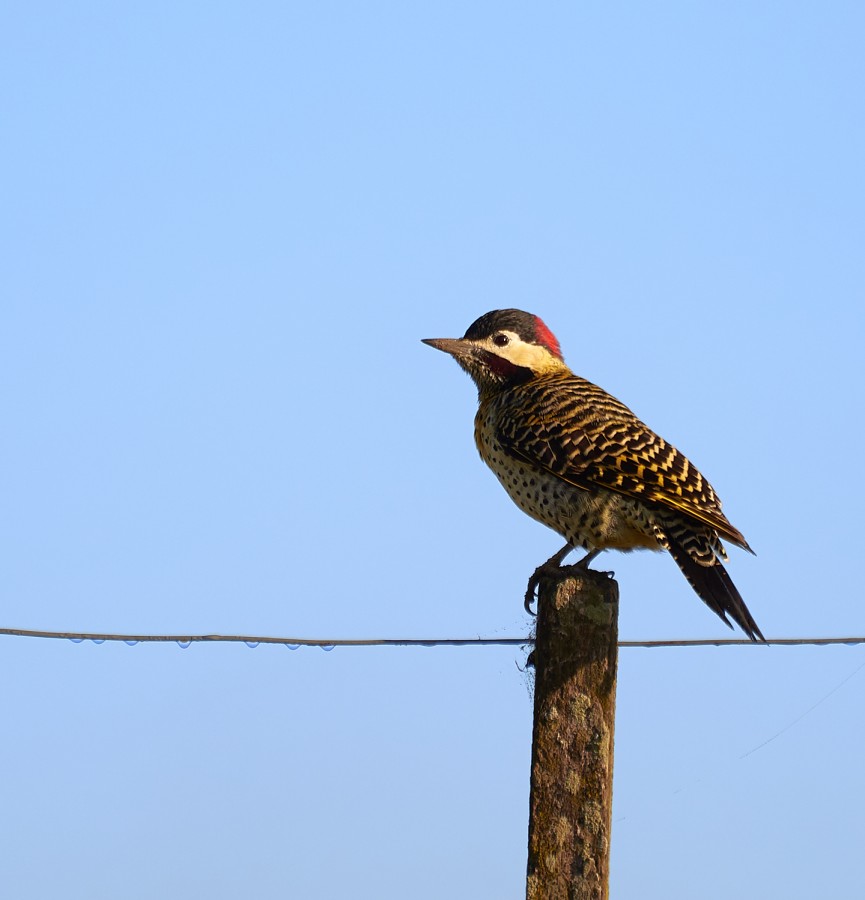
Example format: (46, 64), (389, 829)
(667, 539), (764, 642)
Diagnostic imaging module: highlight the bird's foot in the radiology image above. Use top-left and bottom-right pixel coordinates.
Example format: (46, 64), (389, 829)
(523, 544), (575, 615)
(574, 548), (601, 569)
(574, 548), (615, 578)
(524, 547), (611, 613)
(523, 573), (541, 615)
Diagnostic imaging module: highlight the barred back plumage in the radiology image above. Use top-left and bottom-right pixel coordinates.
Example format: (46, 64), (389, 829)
(423, 309), (763, 641)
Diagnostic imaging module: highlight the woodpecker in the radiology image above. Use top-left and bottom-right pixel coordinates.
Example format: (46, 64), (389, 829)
(423, 309), (762, 641)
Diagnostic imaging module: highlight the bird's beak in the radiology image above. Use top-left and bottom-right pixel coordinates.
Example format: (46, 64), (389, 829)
(421, 337), (475, 361)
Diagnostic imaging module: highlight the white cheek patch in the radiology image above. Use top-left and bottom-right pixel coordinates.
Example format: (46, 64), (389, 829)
(503, 342), (551, 368)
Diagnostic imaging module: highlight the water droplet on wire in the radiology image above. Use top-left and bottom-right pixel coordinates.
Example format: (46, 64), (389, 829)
(176, 640), (191, 649)
(69, 638), (84, 644)
(91, 639), (105, 645)
(244, 641), (260, 649)
(285, 643), (301, 650)
(124, 640), (139, 646)
(320, 644), (335, 652)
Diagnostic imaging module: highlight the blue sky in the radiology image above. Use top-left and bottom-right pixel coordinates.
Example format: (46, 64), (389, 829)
(2, 3), (864, 897)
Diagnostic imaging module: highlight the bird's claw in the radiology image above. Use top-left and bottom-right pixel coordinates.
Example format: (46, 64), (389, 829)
(523, 552), (570, 615)
(524, 575), (541, 615)
(524, 547), (610, 614)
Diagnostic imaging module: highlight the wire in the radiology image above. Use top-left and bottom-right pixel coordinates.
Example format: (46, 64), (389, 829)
(739, 655), (865, 758)
(0, 627), (863, 648)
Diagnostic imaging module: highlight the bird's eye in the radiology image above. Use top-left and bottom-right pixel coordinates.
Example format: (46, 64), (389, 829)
(493, 333), (510, 347)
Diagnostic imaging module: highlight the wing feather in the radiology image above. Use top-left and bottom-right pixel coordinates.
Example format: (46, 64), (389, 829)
(494, 374), (752, 551)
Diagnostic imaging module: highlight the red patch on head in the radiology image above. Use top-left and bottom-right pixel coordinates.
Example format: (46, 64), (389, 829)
(533, 317), (562, 359)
